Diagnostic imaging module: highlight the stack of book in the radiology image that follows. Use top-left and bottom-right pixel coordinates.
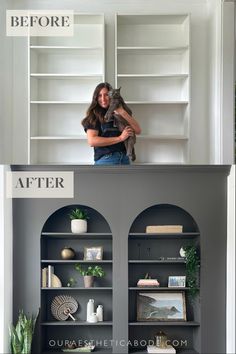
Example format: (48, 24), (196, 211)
(147, 345), (176, 353)
(137, 279), (160, 287)
(146, 225), (183, 233)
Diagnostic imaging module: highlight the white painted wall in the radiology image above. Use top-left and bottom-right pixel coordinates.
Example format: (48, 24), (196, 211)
(0, 165), (13, 353)
(208, 0), (235, 164)
(227, 165), (235, 354)
(0, 0), (13, 163)
(6, 0), (214, 163)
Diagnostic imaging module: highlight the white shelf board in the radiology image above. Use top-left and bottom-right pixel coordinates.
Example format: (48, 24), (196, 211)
(117, 14), (189, 25)
(30, 45), (103, 51)
(30, 136), (87, 140)
(117, 46), (189, 52)
(117, 74), (188, 78)
(30, 101), (90, 104)
(30, 73), (103, 79)
(138, 135), (188, 140)
(126, 101), (189, 105)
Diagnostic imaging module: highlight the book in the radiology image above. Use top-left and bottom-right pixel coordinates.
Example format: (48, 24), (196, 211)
(41, 267), (47, 288)
(47, 265), (54, 288)
(137, 279), (160, 287)
(147, 345), (176, 353)
(146, 225), (183, 233)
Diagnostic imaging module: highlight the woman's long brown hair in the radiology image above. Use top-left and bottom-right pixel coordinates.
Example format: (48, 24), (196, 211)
(81, 82), (113, 128)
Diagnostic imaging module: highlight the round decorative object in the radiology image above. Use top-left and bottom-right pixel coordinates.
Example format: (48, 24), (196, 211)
(51, 295), (78, 321)
(179, 247), (186, 258)
(61, 247), (76, 260)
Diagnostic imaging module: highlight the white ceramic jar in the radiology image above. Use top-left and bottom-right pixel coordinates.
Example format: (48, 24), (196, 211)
(71, 219), (87, 233)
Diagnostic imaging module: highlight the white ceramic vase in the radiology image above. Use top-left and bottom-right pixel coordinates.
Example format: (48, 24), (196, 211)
(71, 219), (87, 233)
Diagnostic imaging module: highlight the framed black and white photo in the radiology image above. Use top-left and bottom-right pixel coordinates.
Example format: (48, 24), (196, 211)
(168, 276), (186, 288)
(137, 291), (186, 321)
(84, 246), (103, 261)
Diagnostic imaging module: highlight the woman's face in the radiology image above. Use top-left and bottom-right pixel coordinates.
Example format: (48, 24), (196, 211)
(97, 87), (110, 109)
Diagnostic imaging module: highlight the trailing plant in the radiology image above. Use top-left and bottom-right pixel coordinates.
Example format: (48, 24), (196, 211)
(9, 309), (38, 354)
(75, 264), (105, 277)
(68, 208), (89, 220)
(183, 245), (199, 298)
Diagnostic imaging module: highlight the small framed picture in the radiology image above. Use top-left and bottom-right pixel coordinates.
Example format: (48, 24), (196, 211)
(84, 246), (103, 261)
(168, 276), (186, 288)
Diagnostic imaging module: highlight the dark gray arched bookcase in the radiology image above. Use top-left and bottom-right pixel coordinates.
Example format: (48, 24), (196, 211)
(40, 204), (113, 353)
(128, 204), (200, 354)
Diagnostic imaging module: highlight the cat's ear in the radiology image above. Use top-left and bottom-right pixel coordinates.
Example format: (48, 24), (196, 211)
(118, 87), (121, 91)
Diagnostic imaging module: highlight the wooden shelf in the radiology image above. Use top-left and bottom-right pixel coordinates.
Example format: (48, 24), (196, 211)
(138, 135), (188, 141)
(41, 232), (112, 239)
(126, 101), (189, 105)
(128, 260), (186, 264)
(42, 348), (112, 354)
(117, 46), (189, 52)
(41, 321), (113, 326)
(30, 73), (103, 79)
(129, 349), (198, 354)
(117, 74), (188, 79)
(129, 287), (191, 291)
(41, 287), (112, 290)
(41, 260), (113, 264)
(31, 136), (86, 140)
(30, 101), (89, 104)
(129, 321), (200, 326)
(129, 232), (199, 239)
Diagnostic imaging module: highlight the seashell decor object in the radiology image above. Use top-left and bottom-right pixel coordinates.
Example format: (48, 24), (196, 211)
(51, 295), (78, 321)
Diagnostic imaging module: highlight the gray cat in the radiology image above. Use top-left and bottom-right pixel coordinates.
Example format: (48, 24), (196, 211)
(104, 87), (136, 161)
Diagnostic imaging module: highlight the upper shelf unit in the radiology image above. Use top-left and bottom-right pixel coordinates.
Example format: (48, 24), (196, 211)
(115, 14), (191, 164)
(28, 13), (105, 164)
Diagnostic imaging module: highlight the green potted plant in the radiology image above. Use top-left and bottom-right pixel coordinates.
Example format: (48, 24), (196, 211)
(75, 264), (105, 288)
(9, 310), (38, 354)
(69, 208), (89, 234)
(183, 245), (200, 298)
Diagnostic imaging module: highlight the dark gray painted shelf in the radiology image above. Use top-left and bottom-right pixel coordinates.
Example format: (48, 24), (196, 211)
(43, 348), (112, 353)
(41, 260), (113, 264)
(41, 321), (113, 326)
(129, 287), (191, 291)
(129, 322), (200, 326)
(129, 349), (199, 354)
(41, 233), (112, 239)
(128, 260), (186, 264)
(129, 233), (200, 239)
(41, 287), (113, 290)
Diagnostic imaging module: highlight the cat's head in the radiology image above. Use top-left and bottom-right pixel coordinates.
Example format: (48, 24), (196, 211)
(108, 87), (121, 99)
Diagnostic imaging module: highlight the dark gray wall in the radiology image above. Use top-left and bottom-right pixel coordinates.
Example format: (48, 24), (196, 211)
(12, 165), (230, 353)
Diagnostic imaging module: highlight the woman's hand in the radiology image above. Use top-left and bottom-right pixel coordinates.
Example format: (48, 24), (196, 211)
(119, 126), (134, 142)
(113, 107), (141, 135)
(114, 107), (126, 116)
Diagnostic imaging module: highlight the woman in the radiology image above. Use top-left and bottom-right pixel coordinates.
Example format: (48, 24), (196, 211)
(81, 82), (141, 165)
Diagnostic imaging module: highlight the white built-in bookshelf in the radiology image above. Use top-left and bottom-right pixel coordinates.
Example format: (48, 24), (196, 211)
(115, 14), (190, 164)
(28, 13), (105, 164)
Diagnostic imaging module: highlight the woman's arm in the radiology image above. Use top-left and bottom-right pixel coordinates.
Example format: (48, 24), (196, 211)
(114, 107), (141, 134)
(87, 128), (134, 147)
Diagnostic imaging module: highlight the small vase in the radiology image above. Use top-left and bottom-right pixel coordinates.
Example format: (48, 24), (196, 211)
(61, 247), (76, 260)
(71, 219), (87, 234)
(84, 275), (94, 288)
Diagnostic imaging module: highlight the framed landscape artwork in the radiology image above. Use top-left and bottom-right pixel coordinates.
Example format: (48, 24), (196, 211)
(137, 292), (186, 321)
